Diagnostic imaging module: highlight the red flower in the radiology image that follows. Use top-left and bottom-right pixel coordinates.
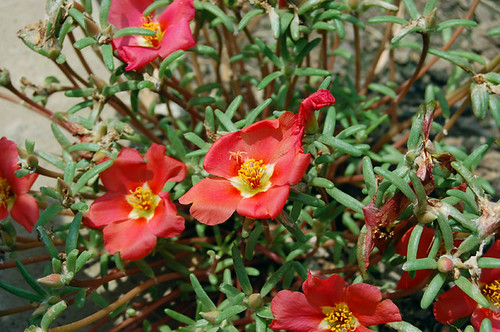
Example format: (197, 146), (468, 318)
(0, 137), (39, 232)
(270, 272), (402, 331)
(179, 90), (335, 225)
(84, 143), (186, 260)
(109, 0), (195, 71)
(434, 240), (500, 330)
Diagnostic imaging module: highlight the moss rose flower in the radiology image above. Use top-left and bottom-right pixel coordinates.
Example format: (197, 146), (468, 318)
(179, 90), (335, 225)
(270, 272), (402, 331)
(434, 240), (500, 330)
(84, 143), (186, 260)
(109, 0), (195, 71)
(0, 137), (39, 232)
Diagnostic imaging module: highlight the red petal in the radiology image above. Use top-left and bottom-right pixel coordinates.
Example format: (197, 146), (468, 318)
(303, 273), (346, 308)
(0, 137), (18, 178)
(9, 173), (38, 197)
(297, 90), (336, 128)
(100, 148), (148, 193)
(433, 286), (477, 324)
(10, 194), (38, 232)
(471, 307), (500, 331)
(0, 204), (8, 220)
(108, 0), (149, 30)
(178, 177), (241, 225)
(144, 143), (186, 193)
(480, 240), (500, 283)
(271, 146), (310, 186)
(396, 225), (434, 257)
(345, 283), (382, 317)
(84, 193), (132, 228)
(396, 270), (432, 290)
(270, 290), (325, 332)
(116, 46), (160, 71)
(236, 185), (290, 220)
(147, 192), (185, 238)
(355, 299), (401, 326)
(157, 0), (195, 29)
(103, 218), (157, 260)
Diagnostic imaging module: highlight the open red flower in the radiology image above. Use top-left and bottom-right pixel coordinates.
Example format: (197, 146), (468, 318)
(0, 137), (39, 232)
(179, 90), (335, 225)
(270, 272), (402, 331)
(434, 240), (500, 330)
(109, 0), (195, 71)
(84, 143), (186, 260)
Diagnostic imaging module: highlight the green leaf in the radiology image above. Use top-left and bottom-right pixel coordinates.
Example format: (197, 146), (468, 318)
(326, 187), (364, 215)
(36, 226), (59, 258)
(436, 19), (477, 31)
(374, 167), (416, 202)
(245, 98), (272, 127)
(386, 321), (423, 332)
(68, 8), (87, 32)
(420, 272), (446, 309)
(238, 9), (264, 31)
(488, 27), (500, 37)
(215, 304), (247, 323)
(231, 245), (252, 295)
(159, 50), (185, 77)
(368, 83), (396, 98)
(99, 0), (111, 28)
(257, 72), (282, 91)
(195, 1), (234, 33)
(165, 308), (196, 325)
(143, 0), (170, 16)
(488, 96), (500, 128)
(66, 212), (82, 253)
(190, 273), (217, 311)
(72, 159), (113, 193)
(114, 27), (156, 38)
(317, 135), (363, 157)
(368, 16), (408, 25)
(471, 83), (489, 119)
(428, 48), (474, 73)
(16, 260), (49, 297)
(260, 262), (293, 297)
(36, 203), (64, 227)
(73, 37), (97, 50)
(455, 276), (490, 308)
(294, 68), (331, 77)
(101, 43), (114, 71)
(402, 0), (419, 20)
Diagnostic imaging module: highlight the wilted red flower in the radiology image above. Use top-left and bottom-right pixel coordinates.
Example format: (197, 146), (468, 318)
(109, 0), (195, 71)
(179, 90), (335, 225)
(434, 240), (500, 330)
(84, 143), (186, 260)
(270, 272), (402, 331)
(0, 137), (38, 232)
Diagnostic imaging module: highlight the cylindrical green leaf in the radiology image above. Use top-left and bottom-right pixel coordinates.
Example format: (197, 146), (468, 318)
(165, 308), (196, 325)
(238, 9), (264, 31)
(455, 276), (490, 309)
(471, 83), (489, 120)
(231, 245), (252, 295)
(189, 273), (217, 311)
(16, 260), (49, 297)
(41, 301), (68, 330)
(260, 262), (293, 297)
(420, 272), (446, 309)
(72, 159), (113, 193)
(326, 187), (365, 215)
(66, 212), (82, 253)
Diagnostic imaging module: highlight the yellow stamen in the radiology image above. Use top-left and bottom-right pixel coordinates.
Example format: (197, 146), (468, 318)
(323, 303), (356, 332)
(126, 185), (159, 220)
(238, 159), (266, 189)
(140, 16), (163, 47)
(0, 177), (13, 207)
(482, 280), (500, 307)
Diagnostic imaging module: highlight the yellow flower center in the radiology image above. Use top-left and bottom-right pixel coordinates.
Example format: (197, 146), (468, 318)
(0, 177), (13, 208)
(229, 154), (274, 198)
(139, 16), (163, 48)
(126, 184), (160, 220)
(482, 280), (500, 307)
(323, 303), (356, 332)
(238, 159), (266, 189)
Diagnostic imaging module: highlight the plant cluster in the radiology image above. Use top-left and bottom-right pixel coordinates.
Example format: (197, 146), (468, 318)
(1, 0), (500, 331)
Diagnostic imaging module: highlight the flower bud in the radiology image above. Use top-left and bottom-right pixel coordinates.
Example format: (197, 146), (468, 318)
(437, 256), (454, 273)
(0, 68), (11, 86)
(37, 274), (64, 289)
(199, 310), (220, 324)
(247, 293), (264, 310)
(27, 155), (39, 171)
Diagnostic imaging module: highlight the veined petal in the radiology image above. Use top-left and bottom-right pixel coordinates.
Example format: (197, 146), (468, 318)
(84, 192), (132, 228)
(10, 194), (38, 233)
(236, 185), (290, 220)
(116, 46), (161, 71)
(144, 143), (186, 193)
(270, 290), (326, 332)
(303, 273), (346, 308)
(99, 148), (148, 193)
(354, 299), (401, 326)
(346, 283), (383, 317)
(471, 307), (500, 331)
(179, 177), (241, 225)
(103, 218), (157, 261)
(108, 0), (150, 30)
(157, 0), (195, 29)
(158, 20), (196, 58)
(147, 192), (184, 238)
(433, 286), (477, 324)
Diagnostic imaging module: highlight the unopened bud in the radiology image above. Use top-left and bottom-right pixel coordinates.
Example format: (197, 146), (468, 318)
(247, 293), (264, 310)
(0, 68), (11, 86)
(437, 256), (454, 273)
(37, 274), (64, 288)
(199, 310), (220, 324)
(27, 155), (39, 170)
(425, 8), (438, 30)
